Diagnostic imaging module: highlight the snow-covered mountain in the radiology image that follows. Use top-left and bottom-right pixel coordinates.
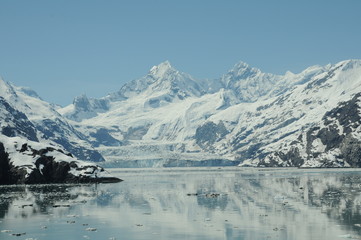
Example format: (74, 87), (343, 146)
(234, 60), (361, 167)
(60, 61), (209, 122)
(57, 59), (361, 167)
(0, 92), (120, 184)
(2, 59), (361, 169)
(0, 78), (104, 162)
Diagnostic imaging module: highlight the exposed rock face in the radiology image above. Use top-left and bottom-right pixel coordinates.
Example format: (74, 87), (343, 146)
(0, 142), (12, 184)
(195, 121), (229, 151)
(89, 128), (122, 147)
(340, 136), (361, 167)
(124, 125), (150, 141)
(0, 97), (38, 142)
(26, 156), (121, 184)
(252, 93), (361, 167)
(65, 94), (110, 122)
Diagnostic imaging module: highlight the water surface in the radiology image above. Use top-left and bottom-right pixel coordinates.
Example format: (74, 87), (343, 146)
(1, 167), (361, 240)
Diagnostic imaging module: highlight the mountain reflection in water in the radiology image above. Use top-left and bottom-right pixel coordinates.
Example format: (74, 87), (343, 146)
(1, 168), (361, 240)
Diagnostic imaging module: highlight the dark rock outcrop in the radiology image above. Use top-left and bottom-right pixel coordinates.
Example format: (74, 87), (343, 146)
(195, 121), (229, 151)
(0, 97), (38, 142)
(0, 140), (122, 185)
(339, 136), (361, 167)
(0, 142), (12, 184)
(90, 128), (122, 147)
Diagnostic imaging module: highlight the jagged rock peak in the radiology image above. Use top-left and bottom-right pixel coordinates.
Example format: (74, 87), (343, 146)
(0, 77), (15, 96)
(228, 61), (262, 76)
(73, 94), (91, 111)
(233, 61), (251, 69)
(149, 60), (177, 78)
(73, 93), (89, 103)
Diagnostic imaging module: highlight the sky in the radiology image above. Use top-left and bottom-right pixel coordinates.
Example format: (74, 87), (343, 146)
(0, 0), (360, 106)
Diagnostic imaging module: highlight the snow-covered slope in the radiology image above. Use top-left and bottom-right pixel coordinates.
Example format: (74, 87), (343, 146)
(56, 59), (361, 167)
(232, 60), (361, 166)
(0, 96), (38, 142)
(247, 91), (361, 168)
(0, 78), (104, 162)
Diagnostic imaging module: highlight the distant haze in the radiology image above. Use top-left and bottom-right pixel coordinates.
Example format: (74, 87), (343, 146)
(0, 0), (360, 106)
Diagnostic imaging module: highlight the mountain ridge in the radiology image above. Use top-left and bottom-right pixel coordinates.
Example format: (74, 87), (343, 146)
(2, 59), (361, 168)
(55, 59), (361, 167)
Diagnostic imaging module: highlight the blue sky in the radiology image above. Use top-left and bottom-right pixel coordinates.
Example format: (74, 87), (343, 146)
(0, 0), (360, 106)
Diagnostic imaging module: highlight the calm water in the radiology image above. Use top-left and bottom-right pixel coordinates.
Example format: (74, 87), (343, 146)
(1, 167), (361, 240)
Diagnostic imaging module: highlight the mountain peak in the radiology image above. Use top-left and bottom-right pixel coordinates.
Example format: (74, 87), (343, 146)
(0, 77), (18, 102)
(222, 61), (264, 84)
(149, 60), (175, 78)
(0, 76), (9, 89)
(73, 94), (91, 111)
(233, 61), (250, 70)
(158, 60), (172, 68)
(229, 61), (261, 75)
